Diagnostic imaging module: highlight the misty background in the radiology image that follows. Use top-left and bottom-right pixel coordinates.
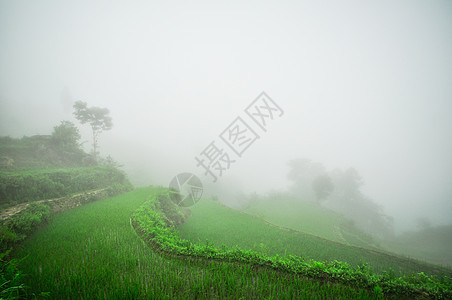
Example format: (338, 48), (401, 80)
(1, 0), (451, 233)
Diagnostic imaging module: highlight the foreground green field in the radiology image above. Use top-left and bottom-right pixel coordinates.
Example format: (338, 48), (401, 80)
(178, 198), (451, 277)
(14, 187), (381, 299)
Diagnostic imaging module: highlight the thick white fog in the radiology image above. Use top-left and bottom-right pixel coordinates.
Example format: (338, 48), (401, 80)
(1, 0), (451, 232)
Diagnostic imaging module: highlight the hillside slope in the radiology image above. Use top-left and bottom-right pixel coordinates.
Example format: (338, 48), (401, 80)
(243, 194), (379, 250)
(0, 135), (89, 169)
(383, 225), (452, 267)
(178, 198), (451, 277)
(0, 166), (132, 208)
(0, 135), (132, 208)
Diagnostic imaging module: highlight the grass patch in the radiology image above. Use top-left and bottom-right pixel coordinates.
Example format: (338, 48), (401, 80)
(179, 198), (451, 277)
(134, 192), (451, 299)
(0, 166), (132, 207)
(14, 187), (386, 299)
(244, 194), (379, 249)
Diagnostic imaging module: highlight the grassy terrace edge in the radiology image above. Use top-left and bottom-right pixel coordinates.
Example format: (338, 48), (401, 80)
(0, 166), (133, 208)
(131, 189), (452, 299)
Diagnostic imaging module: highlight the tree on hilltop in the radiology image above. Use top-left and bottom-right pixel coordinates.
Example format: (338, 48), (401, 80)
(73, 101), (112, 162)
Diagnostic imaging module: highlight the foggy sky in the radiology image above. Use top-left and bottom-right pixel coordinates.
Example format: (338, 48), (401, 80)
(1, 0), (451, 232)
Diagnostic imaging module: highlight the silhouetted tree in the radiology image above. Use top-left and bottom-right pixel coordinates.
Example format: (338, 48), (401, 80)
(312, 174), (334, 203)
(287, 158), (326, 201)
(73, 101), (112, 162)
(327, 168), (394, 239)
(287, 159), (395, 239)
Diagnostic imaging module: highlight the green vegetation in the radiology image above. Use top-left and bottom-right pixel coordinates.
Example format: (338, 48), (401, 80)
(242, 191), (452, 269)
(0, 202), (53, 299)
(4, 186), (451, 298)
(0, 203), (50, 249)
(243, 192), (378, 248)
(0, 166), (132, 207)
(0, 133), (86, 170)
(287, 159), (394, 239)
(0, 187), (129, 253)
(0, 250), (26, 299)
(12, 187), (381, 299)
(73, 101), (113, 162)
(383, 225), (452, 267)
(178, 198), (450, 277)
(134, 191), (451, 299)
(1, 140), (449, 299)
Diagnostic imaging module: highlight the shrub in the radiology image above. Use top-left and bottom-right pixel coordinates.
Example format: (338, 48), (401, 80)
(0, 250), (25, 299)
(0, 203), (50, 250)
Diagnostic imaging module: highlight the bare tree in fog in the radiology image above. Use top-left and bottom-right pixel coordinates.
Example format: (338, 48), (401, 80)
(73, 101), (113, 162)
